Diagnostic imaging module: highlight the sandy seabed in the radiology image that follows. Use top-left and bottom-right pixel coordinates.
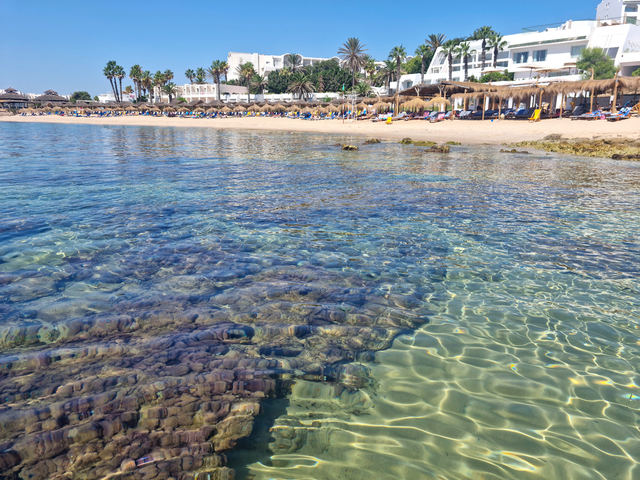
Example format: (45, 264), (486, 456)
(3, 114), (640, 144)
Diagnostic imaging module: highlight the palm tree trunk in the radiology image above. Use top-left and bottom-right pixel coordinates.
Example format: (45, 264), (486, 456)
(481, 40), (486, 71)
(247, 77), (251, 103)
(448, 55), (453, 81)
(119, 78), (123, 103)
(464, 59), (469, 82)
(217, 78), (221, 101)
(494, 47), (498, 68)
(109, 78), (118, 103)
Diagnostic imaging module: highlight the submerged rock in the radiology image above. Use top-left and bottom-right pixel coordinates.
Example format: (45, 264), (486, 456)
(413, 141), (437, 147)
(342, 145), (359, 151)
(500, 149), (529, 154)
(399, 138), (413, 144)
(363, 138), (381, 145)
(445, 141), (462, 145)
(515, 137), (640, 159)
(425, 145), (450, 154)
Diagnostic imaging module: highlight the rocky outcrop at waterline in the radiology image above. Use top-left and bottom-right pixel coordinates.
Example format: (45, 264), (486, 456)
(0, 254), (440, 480)
(514, 135), (640, 160)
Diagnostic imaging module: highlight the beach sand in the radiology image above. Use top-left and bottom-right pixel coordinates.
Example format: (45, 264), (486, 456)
(2, 114), (640, 144)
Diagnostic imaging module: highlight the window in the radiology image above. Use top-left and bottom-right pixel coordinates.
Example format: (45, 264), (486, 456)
(453, 56), (461, 64)
(513, 52), (529, 64)
(627, 16), (638, 24)
(496, 61), (508, 67)
(497, 51), (509, 60)
(607, 47), (619, 58)
(485, 53), (493, 61)
(571, 45), (586, 57)
(452, 66), (461, 72)
(533, 49), (547, 62)
(625, 4), (638, 12)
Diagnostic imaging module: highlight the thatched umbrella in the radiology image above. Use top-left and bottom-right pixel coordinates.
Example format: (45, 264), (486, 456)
(401, 98), (428, 111)
(247, 104), (261, 112)
(194, 107), (205, 113)
(272, 104), (286, 112)
(233, 105), (246, 113)
(164, 107), (176, 113)
(220, 106), (232, 114)
(206, 107), (218, 114)
(260, 104), (273, 113)
(372, 101), (390, 111)
(326, 104), (340, 113)
(425, 96), (451, 111)
(148, 107), (161, 113)
(178, 107), (189, 113)
(125, 106), (137, 112)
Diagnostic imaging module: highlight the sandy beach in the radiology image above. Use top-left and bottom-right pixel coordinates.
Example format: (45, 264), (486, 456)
(3, 114), (640, 144)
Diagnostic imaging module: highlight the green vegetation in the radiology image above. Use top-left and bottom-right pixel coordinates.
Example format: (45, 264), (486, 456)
(633, 68), (640, 76)
(70, 91), (91, 103)
(478, 70), (514, 83)
(577, 47), (616, 79)
(103, 61), (125, 102)
(338, 37), (368, 87)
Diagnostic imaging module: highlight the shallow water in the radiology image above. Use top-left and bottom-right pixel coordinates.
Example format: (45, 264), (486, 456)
(1, 122), (639, 480)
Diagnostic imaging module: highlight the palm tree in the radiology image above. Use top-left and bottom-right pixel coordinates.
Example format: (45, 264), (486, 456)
(355, 82), (372, 97)
(124, 85), (134, 95)
(414, 44), (431, 85)
(472, 26), (495, 71)
(285, 53), (302, 72)
(364, 56), (377, 80)
(195, 67), (206, 84)
(163, 70), (174, 84)
(240, 63), (255, 102)
(206, 61), (226, 101)
(114, 65), (126, 103)
(287, 73), (315, 100)
(185, 69), (195, 84)
(376, 60), (397, 92)
(455, 42), (476, 81)
(153, 71), (165, 103)
(488, 34), (508, 68)
(426, 34), (447, 52)
(251, 74), (268, 94)
(162, 83), (178, 103)
(129, 64), (142, 100)
(441, 40), (459, 81)
(389, 45), (407, 95)
(103, 61), (119, 103)
(338, 37), (368, 87)
(219, 61), (229, 84)
(280, 67), (292, 77)
(140, 70), (152, 101)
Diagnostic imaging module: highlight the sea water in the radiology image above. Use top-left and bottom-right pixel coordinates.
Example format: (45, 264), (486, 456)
(0, 122), (639, 480)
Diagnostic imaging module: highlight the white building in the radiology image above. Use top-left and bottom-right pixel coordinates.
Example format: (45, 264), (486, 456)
(391, 7), (640, 93)
(155, 83), (247, 103)
(98, 92), (135, 103)
(597, 0), (640, 24)
(227, 52), (341, 80)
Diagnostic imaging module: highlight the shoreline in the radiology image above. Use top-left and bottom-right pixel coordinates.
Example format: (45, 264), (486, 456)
(3, 115), (640, 145)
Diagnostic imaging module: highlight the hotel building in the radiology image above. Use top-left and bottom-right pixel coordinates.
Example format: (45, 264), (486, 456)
(226, 52), (340, 81)
(391, 0), (640, 93)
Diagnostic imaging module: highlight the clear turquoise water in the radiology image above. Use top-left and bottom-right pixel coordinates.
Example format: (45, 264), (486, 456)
(1, 122), (639, 480)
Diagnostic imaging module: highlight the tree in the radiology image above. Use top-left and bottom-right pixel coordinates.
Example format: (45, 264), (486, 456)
(113, 64), (125, 103)
(355, 82), (372, 97)
(140, 70), (152, 101)
(129, 64), (142, 99)
(220, 61), (230, 84)
(124, 85), (134, 95)
(251, 74), (268, 94)
(70, 91), (91, 103)
(364, 55), (377, 80)
(338, 37), (368, 87)
(195, 67), (206, 83)
(479, 70), (514, 83)
(426, 34), (447, 52)
(317, 74), (325, 93)
(389, 45), (407, 95)
(633, 67), (640, 76)
(240, 63), (255, 101)
(162, 82), (178, 103)
(441, 40), (459, 81)
(285, 53), (302, 72)
(472, 26), (495, 71)
(185, 69), (195, 84)
(153, 71), (165, 102)
(103, 61), (119, 103)
(375, 60), (398, 92)
(206, 61), (226, 101)
(93, 96), (99, 101)
(455, 42), (476, 81)
(577, 47), (616, 79)
(414, 44), (432, 84)
(287, 73), (315, 100)
(488, 34), (508, 68)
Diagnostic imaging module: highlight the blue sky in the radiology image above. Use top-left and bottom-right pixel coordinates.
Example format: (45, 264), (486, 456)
(2, 0), (598, 96)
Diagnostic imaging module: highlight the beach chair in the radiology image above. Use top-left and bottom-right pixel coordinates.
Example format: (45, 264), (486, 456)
(528, 109), (541, 122)
(607, 107), (631, 122)
(430, 112), (446, 123)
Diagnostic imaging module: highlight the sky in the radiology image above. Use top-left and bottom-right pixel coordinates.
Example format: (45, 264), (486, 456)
(1, 0), (598, 96)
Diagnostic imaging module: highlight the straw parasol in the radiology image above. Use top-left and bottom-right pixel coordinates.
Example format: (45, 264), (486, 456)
(247, 104), (261, 112)
(401, 97), (428, 111)
(125, 105), (137, 112)
(233, 105), (246, 113)
(194, 107), (205, 113)
(373, 101), (390, 111)
(206, 107), (218, 113)
(164, 107), (176, 113)
(425, 96), (451, 109)
(260, 104), (273, 112)
(220, 106), (232, 113)
(177, 107), (189, 113)
(272, 104), (286, 112)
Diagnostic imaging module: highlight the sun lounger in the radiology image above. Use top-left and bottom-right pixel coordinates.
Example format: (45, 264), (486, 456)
(430, 112), (446, 123)
(607, 107), (631, 122)
(528, 109), (541, 122)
